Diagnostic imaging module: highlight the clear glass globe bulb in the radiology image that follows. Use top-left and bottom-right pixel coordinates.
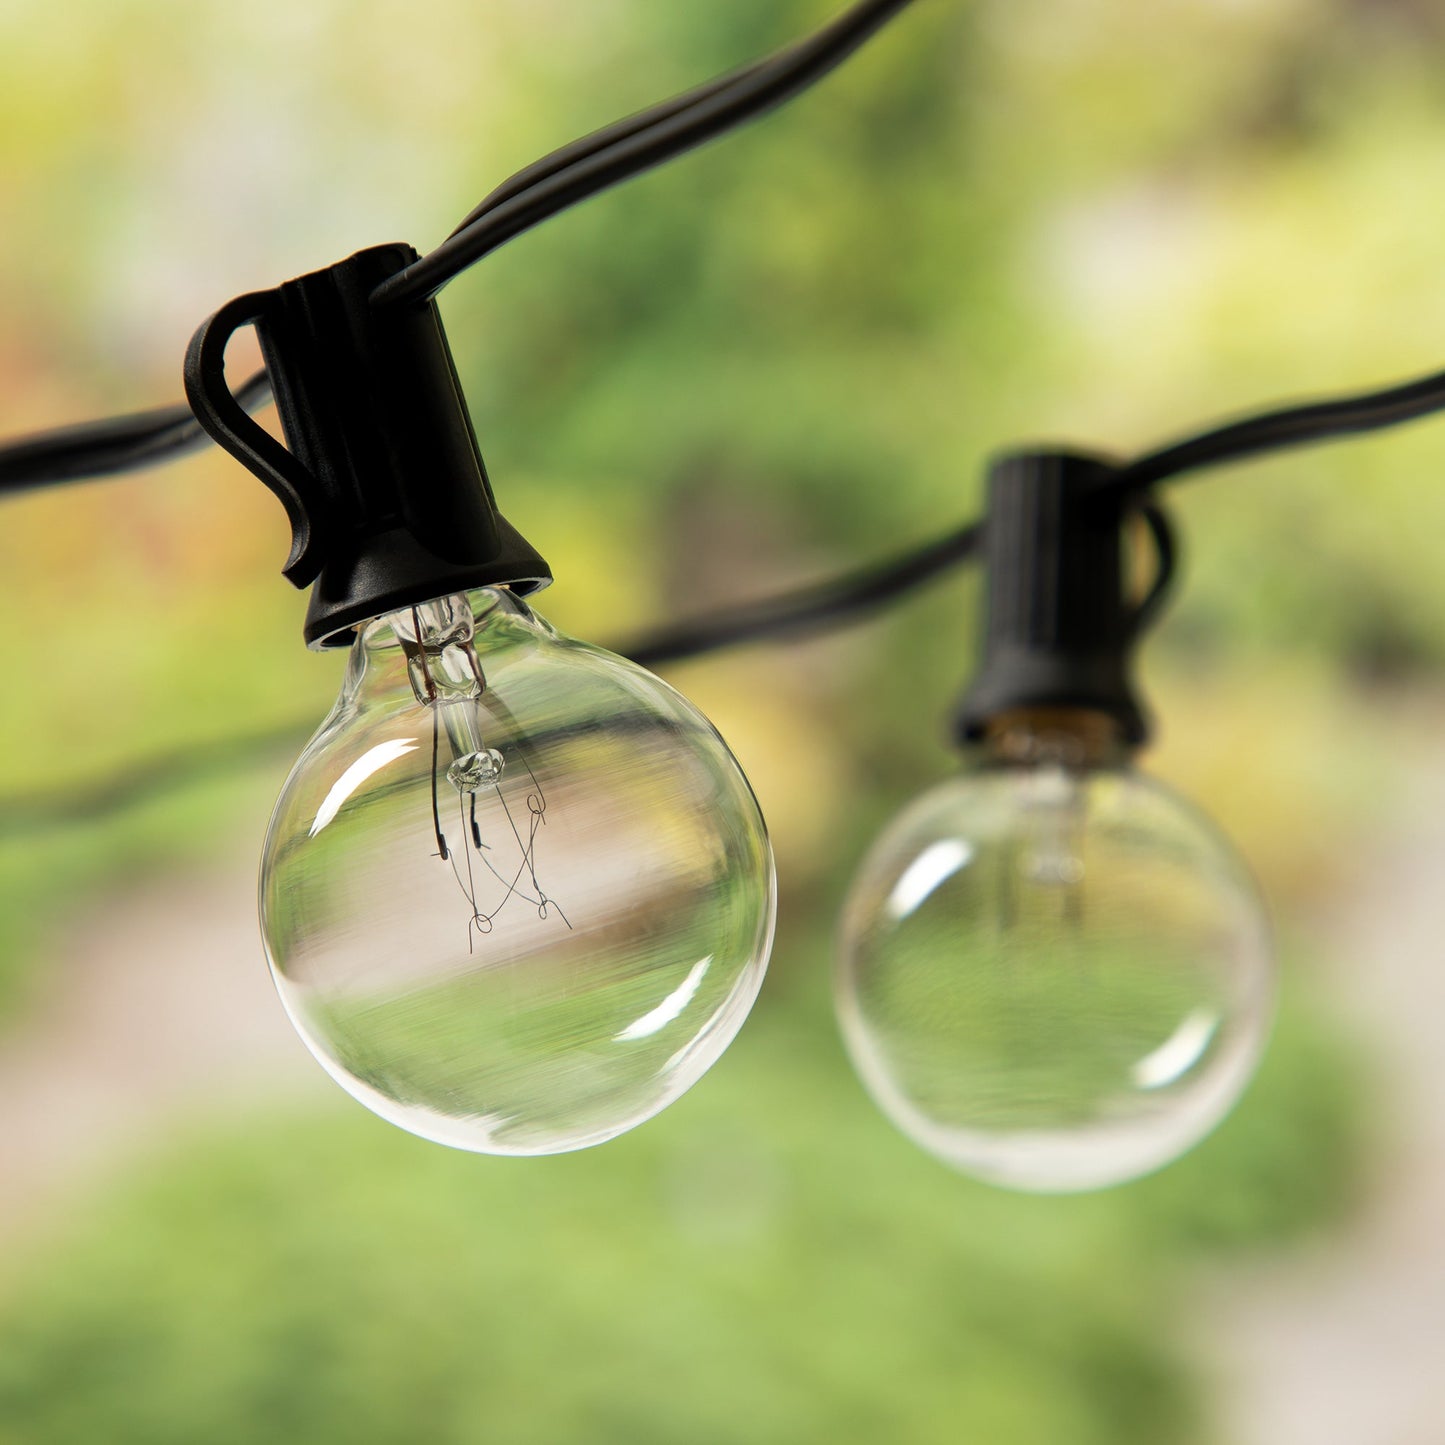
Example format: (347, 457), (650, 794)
(837, 727), (1273, 1192)
(261, 587), (776, 1155)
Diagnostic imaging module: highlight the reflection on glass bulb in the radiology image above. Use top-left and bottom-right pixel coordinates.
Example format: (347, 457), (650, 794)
(261, 587), (776, 1155)
(837, 721), (1273, 1193)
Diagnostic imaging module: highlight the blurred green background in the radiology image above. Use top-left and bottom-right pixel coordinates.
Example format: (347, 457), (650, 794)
(2, 1), (1443, 1440)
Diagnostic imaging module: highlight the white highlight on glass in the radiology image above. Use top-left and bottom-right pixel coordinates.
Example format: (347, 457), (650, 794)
(614, 956), (713, 1042)
(1131, 1008), (1221, 1091)
(310, 739), (420, 837)
(885, 839), (973, 920)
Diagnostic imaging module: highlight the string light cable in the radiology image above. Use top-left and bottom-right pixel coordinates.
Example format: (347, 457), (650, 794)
(0, 0), (920, 495)
(1, 0), (1443, 1188)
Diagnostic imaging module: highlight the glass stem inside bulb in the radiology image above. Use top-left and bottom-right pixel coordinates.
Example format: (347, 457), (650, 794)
(1006, 764), (1086, 929)
(983, 709), (1131, 933)
(390, 594), (507, 793)
(393, 595), (486, 709)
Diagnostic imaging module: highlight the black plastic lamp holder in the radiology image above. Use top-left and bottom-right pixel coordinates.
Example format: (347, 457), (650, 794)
(184, 242), (550, 648)
(953, 449), (1153, 748)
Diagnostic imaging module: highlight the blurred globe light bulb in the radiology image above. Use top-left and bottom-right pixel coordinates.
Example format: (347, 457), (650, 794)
(261, 586), (776, 1155)
(837, 712), (1273, 1192)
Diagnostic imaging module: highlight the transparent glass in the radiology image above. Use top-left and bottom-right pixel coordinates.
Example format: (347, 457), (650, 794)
(837, 750), (1273, 1192)
(261, 588), (776, 1155)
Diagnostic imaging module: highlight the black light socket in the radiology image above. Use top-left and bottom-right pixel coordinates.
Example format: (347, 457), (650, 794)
(953, 449), (1151, 748)
(185, 243), (550, 648)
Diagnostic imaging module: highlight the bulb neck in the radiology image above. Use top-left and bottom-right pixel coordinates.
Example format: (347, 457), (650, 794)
(953, 449), (1153, 749)
(979, 707), (1134, 772)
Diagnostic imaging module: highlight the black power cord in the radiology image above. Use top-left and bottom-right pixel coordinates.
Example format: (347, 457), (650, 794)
(7, 361), (1445, 661)
(2, 0), (1445, 711)
(1101, 363), (1445, 497)
(373, 0), (923, 305)
(6, 0), (1445, 511)
(0, 369), (271, 497)
(0, 0), (919, 492)
(625, 517), (982, 667)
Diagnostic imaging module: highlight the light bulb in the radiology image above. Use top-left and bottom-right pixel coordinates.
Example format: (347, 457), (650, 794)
(261, 586), (776, 1155)
(837, 716), (1273, 1192)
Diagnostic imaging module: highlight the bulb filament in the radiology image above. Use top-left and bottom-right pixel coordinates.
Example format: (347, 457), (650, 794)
(402, 600), (572, 952)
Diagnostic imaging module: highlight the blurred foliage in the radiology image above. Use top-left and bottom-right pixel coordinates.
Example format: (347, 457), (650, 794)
(0, 0), (1440, 1440)
(0, 947), (1364, 1445)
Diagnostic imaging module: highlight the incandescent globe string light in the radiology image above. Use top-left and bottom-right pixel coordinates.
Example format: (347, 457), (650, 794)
(265, 587), (774, 1155)
(184, 245), (775, 1155)
(160, 0), (923, 1160)
(837, 453), (1273, 1191)
(6, 0), (1445, 1188)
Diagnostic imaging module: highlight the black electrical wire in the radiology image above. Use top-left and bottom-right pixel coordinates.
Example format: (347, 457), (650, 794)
(4, 0), (1440, 503)
(444, 0), (923, 242)
(372, 0), (922, 306)
(0, 723), (309, 839)
(0, 369), (270, 496)
(0, 0), (1442, 683)
(6, 356), (1445, 659)
(625, 364), (1445, 629)
(444, 62), (770, 242)
(623, 485), (1176, 667)
(1, 2), (1442, 828)
(0, 519), (984, 833)
(0, 491), (1175, 831)
(4, 356), (1443, 662)
(625, 516), (982, 667)
(0, 0), (918, 487)
(1102, 363), (1445, 498)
